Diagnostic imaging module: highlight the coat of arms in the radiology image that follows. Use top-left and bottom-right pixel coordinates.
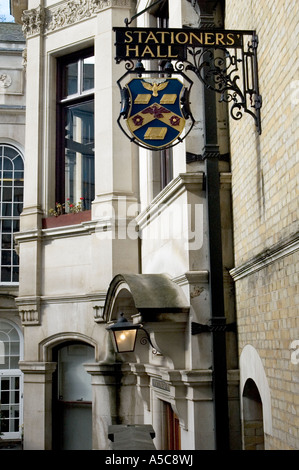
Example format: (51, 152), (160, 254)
(122, 77), (190, 149)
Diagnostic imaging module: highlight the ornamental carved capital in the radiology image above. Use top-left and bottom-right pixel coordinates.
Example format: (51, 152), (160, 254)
(22, 5), (46, 37)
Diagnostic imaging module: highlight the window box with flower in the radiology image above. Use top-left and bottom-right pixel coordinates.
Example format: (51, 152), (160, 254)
(42, 198), (91, 228)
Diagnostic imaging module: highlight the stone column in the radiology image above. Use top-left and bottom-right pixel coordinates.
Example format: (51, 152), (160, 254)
(19, 361), (56, 450)
(84, 362), (122, 450)
(20, 4), (45, 231)
(181, 370), (215, 450)
(90, 2), (140, 290)
(17, 4), (45, 322)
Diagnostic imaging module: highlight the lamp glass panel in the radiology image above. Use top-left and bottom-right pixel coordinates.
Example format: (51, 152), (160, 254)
(114, 329), (137, 352)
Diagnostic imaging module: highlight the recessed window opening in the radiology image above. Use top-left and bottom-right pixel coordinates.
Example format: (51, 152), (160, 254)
(0, 320), (23, 439)
(242, 379), (265, 450)
(57, 49), (95, 212)
(0, 144), (24, 284)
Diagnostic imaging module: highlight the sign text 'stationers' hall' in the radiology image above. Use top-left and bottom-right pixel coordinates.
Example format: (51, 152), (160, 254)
(114, 28), (243, 61)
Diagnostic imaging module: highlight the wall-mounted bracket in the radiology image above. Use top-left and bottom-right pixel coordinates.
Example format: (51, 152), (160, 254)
(191, 318), (236, 335)
(182, 31), (262, 134)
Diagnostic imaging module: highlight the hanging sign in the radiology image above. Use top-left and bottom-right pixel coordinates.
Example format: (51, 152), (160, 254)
(114, 27), (262, 141)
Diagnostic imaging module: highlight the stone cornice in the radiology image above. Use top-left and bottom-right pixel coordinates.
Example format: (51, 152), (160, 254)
(230, 231), (299, 281)
(136, 172), (205, 231)
(21, 0), (133, 37)
(172, 270), (209, 286)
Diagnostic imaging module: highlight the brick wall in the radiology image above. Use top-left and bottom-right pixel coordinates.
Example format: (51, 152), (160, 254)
(225, 0), (298, 264)
(225, 0), (299, 450)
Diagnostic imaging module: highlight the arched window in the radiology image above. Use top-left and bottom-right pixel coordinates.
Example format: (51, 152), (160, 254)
(242, 378), (265, 450)
(0, 144), (24, 284)
(0, 320), (23, 439)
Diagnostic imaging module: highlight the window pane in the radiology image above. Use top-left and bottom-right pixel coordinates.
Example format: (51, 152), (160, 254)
(1, 250), (11, 265)
(1, 390), (9, 404)
(10, 356), (19, 368)
(13, 156), (23, 170)
(3, 147), (18, 159)
(3, 187), (12, 201)
(2, 220), (12, 232)
(2, 234), (11, 249)
(12, 267), (19, 283)
(83, 56), (94, 92)
(13, 187), (23, 202)
(64, 101), (94, 210)
(13, 251), (19, 265)
(1, 379), (9, 390)
(3, 157), (12, 170)
(13, 203), (23, 216)
(2, 178), (12, 187)
(63, 62), (78, 97)
(3, 171), (12, 180)
(2, 203), (12, 216)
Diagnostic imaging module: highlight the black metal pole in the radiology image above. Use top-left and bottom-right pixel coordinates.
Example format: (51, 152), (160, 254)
(203, 84), (230, 450)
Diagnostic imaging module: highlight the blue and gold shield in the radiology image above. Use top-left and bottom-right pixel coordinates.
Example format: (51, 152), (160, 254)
(125, 78), (187, 149)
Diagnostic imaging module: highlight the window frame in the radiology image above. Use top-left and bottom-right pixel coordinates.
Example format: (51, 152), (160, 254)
(0, 144), (24, 285)
(56, 47), (95, 210)
(0, 319), (23, 440)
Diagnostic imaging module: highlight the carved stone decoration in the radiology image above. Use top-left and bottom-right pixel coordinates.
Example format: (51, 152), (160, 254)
(0, 74), (12, 88)
(22, 48), (27, 70)
(44, 0), (97, 31)
(19, 307), (40, 325)
(93, 305), (104, 322)
(22, 6), (46, 37)
(16, 297), (41, 325)
(21, 0), (133, 36)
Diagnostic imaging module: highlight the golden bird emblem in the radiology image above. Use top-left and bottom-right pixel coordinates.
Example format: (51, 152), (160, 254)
(142, 79), (169, 97)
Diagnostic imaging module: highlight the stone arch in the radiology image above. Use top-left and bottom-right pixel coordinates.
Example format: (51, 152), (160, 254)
(103, 273), (189, 322)
(39, 332), (98, 362)
(240, 345), (272, 437)
(103, 273), (189, 368)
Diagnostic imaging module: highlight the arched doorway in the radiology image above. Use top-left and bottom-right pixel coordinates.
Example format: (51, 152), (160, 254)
(52, 341), (94, 450)
(242, 378), (264, 450)
(0, 319), (23, 440)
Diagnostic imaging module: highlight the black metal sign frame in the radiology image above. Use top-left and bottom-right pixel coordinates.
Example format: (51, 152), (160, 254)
(114, 27), (262, 137)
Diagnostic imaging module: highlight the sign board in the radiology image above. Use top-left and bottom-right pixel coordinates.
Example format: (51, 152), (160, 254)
(114, 27), (244, 61)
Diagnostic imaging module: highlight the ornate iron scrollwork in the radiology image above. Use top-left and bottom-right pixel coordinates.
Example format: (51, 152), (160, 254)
(173, 32), (262, 134)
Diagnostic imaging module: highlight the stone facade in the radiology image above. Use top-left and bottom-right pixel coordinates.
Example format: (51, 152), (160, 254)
(5, 0), (240, 451)
(1, 0), (297, 451)
(0, 21), (26, 443)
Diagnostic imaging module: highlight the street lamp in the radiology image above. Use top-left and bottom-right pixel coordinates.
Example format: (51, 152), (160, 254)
(106, 313), (142, 353)
(106, 313), (158, 354)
